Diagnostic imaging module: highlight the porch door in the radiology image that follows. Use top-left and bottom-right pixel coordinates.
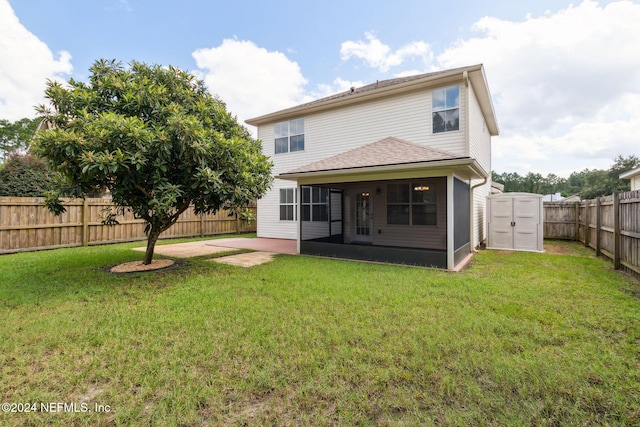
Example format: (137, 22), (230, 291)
(354, 190), (373, 243)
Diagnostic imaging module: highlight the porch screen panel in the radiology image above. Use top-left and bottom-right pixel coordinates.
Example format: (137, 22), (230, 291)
(454, 178), (470, 250)
(301, 186), (331, 242)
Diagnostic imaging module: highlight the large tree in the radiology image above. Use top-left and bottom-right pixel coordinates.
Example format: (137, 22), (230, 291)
(33, 59), (272, 264)
(0, 117), (39, 161)
(0, 153), (56, 197)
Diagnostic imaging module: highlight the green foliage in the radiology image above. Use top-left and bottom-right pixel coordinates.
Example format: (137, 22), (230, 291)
(0, 117), (39, 161)
(0, 153), (56, 197)
(493, 154), (639, 198)
(32, 59), (273, 263)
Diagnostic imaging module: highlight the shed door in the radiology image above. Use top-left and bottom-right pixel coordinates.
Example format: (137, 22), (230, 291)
(489, 198), (514, 249)
(513, 198), (540, 251)
(488, 196), (541, 251)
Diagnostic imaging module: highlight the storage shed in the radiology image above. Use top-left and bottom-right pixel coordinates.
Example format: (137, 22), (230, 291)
(487, 193), (544, 252)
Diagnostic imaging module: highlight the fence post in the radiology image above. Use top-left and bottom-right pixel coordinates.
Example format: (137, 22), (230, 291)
(584, 200), (590, 247)
(200, 213), (204, 238)
(82, 198), (90, 247)
(595, 197), (601, 256)
(574, 201), (580, 241)
(613, 192), (620, 269)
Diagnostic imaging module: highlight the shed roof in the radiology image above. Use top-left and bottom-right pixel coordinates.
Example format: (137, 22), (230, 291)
(620, 165), (640, 179)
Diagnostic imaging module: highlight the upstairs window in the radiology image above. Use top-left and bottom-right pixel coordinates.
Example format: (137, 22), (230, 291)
(432, 85), (459, 133)
(275, 118), (304, 154)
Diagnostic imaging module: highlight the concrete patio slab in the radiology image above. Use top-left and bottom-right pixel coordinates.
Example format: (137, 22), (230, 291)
(133, 241), (236, 258)
(205, 237), (297, 255)
(210, 251), (277, 267)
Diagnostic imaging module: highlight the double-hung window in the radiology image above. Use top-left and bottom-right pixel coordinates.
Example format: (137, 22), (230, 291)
(275, 118), (304, 154)
(386, 182), (437, 226)
(432, 85), (459, 133)
(279, 188), (296, 221)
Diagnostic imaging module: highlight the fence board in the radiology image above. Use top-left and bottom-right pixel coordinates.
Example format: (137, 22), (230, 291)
(0, 197), (256, 254)
(544, 190), (640, 278)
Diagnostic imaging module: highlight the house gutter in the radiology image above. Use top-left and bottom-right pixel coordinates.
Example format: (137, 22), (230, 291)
(277, 158), (487, 183)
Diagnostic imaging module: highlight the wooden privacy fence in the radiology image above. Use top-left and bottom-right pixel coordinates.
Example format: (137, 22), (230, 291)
(544, 189), (640, 277)
(0, 197), (256, 254)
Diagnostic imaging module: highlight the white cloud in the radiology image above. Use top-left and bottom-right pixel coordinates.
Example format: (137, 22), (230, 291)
(0, 0), (73, 121)
(434, 0), (640, 175)
(192, 38), (309, 127)
(312, 77), (365, 100)
(340, 32), (433, 72)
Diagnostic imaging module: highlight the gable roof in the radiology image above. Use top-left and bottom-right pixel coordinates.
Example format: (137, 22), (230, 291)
(246, 64), (499, 135)
(279, 136), (473, 177)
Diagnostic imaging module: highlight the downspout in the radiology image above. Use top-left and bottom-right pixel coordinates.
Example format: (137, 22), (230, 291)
(463, 70), (470, 157)
(470, 176), (488, 251)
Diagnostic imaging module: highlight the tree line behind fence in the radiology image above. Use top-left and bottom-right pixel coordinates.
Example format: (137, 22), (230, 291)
(544, 189), (640, 278)
(0, 197), (256, 254)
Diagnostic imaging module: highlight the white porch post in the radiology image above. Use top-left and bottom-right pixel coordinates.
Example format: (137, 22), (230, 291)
(447, 174), (455, 270)
(296, 184), (301, 254)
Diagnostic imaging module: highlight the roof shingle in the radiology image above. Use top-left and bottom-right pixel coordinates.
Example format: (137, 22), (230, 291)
(281, 137), (466, 175)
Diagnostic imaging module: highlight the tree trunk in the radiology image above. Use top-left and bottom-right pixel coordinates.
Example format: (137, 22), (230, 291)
(144, 228), (161, 265)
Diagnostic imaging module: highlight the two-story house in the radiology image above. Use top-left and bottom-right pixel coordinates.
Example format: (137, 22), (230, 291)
(245, 64), (499, 270)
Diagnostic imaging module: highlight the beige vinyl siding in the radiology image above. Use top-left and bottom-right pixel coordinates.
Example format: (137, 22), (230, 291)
(291, 84), (467, 170)
(257, 79), (471, 243)
(256, 179), (297, 239)
(471, 179), (490, 247)
(467, 80), (491, 248)
(468, 82), (491, 175)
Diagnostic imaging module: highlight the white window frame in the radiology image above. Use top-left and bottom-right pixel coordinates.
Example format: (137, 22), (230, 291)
(279, 188), (296, 221)
(432, 85), (460, 134)
(274, 118), (304, 154)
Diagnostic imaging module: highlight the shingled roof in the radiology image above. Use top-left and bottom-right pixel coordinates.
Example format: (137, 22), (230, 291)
(280, 137), (467, 176)
(245, 64), (499, 136)
(281, 68), (461, 112)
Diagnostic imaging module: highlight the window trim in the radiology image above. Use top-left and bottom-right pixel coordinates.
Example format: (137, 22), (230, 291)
(274, 118), (305, 154)
(279, 188), (296, 221)
(432, 85), (460, 134)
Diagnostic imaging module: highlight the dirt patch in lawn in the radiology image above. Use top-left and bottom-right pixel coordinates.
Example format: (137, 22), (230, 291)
(543, 241), (591, 256)
(110, 259), (175, 273)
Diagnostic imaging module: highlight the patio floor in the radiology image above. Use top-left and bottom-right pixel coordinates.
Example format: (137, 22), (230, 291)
(133, 237), (296, 267)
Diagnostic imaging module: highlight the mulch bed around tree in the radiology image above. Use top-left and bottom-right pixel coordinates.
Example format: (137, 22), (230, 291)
(110, 259), (175, 273)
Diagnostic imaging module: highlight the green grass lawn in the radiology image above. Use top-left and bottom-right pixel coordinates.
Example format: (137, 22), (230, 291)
(1, 239), (639, 426)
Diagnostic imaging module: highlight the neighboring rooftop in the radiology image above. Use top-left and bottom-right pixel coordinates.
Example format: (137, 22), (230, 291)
(620, 165), (640, 179)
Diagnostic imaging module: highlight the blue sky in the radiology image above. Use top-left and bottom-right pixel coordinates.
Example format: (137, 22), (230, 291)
(2, 0), (639, 177)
